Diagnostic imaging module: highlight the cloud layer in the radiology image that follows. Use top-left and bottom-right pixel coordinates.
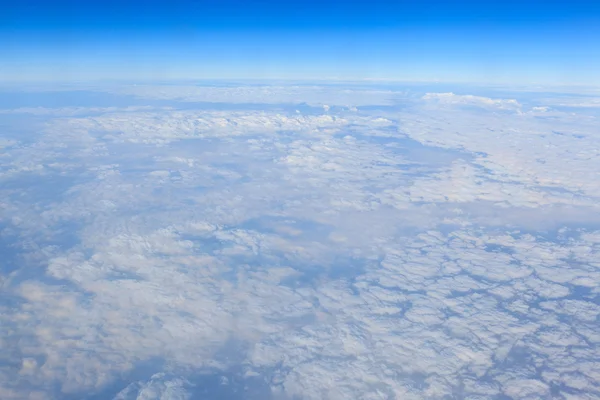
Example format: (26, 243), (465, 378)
(0, 84), (599, 399)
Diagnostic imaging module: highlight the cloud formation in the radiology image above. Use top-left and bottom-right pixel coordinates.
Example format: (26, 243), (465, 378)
(422, 92), (522, 110)
(0, 84), (599, 399)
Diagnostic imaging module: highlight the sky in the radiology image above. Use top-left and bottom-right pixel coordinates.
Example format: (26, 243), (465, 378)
(1, 0), (600, 84)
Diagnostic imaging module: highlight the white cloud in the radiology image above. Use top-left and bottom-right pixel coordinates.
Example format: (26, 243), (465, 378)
(113, 374), (193, 400)
(422, 92), (522, 110)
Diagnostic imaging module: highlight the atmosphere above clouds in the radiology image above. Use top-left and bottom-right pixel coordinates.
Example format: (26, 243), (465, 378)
(1, 0), (599, 84)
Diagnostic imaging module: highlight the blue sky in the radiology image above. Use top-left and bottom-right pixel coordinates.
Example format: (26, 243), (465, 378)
(1, 0), (599, 84)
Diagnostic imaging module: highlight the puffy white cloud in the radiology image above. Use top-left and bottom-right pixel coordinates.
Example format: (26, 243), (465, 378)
(422, 92), (522, 110)
(42, 109), (392, 145)
(114, 374), (193, 400)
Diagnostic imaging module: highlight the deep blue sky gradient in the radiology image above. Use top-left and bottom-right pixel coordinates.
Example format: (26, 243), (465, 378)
(1, 0), (599, 84)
